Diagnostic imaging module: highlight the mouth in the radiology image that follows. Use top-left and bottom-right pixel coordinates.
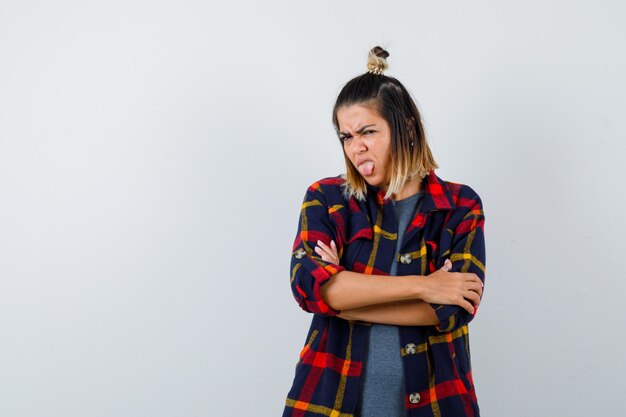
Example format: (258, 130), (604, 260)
(356, 159), (375, 176)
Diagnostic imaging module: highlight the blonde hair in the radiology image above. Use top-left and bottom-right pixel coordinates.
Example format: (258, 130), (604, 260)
(333, 46), (439, 201)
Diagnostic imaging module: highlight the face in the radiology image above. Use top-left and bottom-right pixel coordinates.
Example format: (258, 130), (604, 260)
(336, 104), (392, 188)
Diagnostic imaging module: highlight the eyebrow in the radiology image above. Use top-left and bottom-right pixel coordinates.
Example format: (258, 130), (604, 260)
(338, 124), (376, 137)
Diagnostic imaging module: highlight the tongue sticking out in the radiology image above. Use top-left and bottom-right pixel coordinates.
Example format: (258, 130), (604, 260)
(358, 161), (374, 176)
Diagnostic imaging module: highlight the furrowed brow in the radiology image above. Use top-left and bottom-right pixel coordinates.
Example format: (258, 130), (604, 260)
(339, 124), (376, 136)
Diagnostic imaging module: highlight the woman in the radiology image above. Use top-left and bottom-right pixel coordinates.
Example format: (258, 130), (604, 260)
(283, 46), (486, 417)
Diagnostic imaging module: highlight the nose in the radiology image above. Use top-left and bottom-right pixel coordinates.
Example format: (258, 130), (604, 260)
(347, 135), (367, 153)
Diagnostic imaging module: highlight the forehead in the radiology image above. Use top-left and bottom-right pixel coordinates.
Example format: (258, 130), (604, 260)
(336, 104), (385, 132)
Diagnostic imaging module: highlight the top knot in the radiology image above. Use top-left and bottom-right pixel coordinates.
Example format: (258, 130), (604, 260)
(367, 46), (389, 75)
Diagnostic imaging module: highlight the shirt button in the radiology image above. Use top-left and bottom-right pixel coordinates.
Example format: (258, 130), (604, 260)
(293, 248), (307, 259)
(400, 253), (413, 264)
(404, 343), (417, 354)
(409, 392), (421, 404)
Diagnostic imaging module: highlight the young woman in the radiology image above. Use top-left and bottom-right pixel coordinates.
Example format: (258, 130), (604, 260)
(283, 46), (487, 417)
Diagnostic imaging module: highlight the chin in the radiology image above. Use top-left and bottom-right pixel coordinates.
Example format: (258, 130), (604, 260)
(363, 177), (385, 187)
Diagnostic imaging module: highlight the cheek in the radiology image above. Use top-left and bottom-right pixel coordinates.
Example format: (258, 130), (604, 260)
(379, 145), (392, 164)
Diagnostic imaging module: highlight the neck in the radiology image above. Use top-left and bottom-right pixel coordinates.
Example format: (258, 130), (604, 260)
(390, 176), (422, 201)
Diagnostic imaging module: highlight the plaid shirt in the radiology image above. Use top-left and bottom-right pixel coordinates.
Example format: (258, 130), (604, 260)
(283, 169), (486, 417)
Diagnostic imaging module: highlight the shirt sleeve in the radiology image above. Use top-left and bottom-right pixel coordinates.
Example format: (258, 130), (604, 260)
(289, 184), (346, 316)
(430, 192), (486, 333)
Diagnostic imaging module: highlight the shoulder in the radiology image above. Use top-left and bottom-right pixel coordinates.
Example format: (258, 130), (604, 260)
(434, 173), (483, 211)
(303, 174), (350, 204)
(442, 178), (484, 214)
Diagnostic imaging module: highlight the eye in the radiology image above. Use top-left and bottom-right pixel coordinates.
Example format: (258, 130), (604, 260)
(340, 135), (352, 143)
(363, 130), (375, 135)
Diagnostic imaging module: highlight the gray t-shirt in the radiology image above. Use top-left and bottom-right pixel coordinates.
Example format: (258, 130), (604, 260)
(358, 191), (424, 417)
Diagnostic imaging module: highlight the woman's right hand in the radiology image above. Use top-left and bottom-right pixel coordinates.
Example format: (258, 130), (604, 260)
(315, 239), (340, 265)
(417, 259), (483, 314)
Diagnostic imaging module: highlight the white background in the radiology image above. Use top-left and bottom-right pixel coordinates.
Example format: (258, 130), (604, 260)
(1, 1), (625, 416)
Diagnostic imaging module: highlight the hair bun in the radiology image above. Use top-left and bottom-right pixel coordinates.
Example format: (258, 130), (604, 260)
(367, 46), (389, 75)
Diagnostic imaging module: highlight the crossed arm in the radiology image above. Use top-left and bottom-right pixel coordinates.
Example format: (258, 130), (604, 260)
(315, 240), (483, 326)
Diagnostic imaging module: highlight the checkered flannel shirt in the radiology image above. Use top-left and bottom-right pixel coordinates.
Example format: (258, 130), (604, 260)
(283, 169), (487, 417)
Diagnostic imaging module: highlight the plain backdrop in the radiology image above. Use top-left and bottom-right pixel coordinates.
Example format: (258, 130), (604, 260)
(1, 1), (625, 416)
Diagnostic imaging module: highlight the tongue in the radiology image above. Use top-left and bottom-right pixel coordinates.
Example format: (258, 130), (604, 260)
(358, 161), (374, 176)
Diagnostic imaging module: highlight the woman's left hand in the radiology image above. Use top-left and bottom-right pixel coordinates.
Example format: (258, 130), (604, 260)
(315, 240), (339, 265)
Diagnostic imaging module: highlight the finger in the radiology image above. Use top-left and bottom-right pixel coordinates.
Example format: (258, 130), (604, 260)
(470, 288), (483, 299)
(315, 241), (333, 255)
(467, 281), (483, 297)
(441, 259), (451, 271)
(469, 273), (483, 287)
(464, 291), (481, 307)
(314, 247), (331, 262)
(463, 273), (483, 288)
(315, 245), (332, 259)
(316, 244), (339, 264)
(317, 240), (330, 249)
(330, 241), (339, 257)
(458, 297), (475, 315)
(314, 246), (327, 258)
(321, 253), (335, 263)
